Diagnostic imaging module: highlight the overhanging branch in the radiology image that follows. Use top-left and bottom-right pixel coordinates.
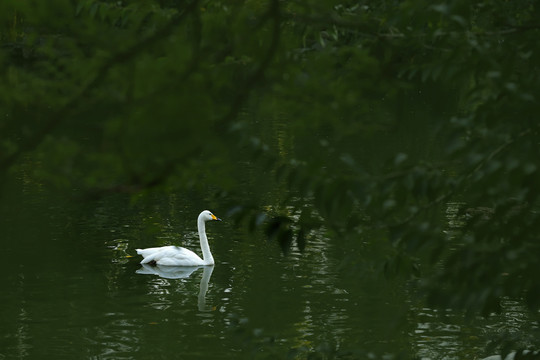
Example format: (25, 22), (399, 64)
(0, 0), (199, 172)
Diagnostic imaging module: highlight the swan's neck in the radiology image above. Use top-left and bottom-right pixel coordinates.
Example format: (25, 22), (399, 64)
(197, 217), (214, 265)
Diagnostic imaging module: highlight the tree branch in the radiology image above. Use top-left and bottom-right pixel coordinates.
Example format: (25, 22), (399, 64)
(218, 0), (281, 128)
(0, 0), (200, 172)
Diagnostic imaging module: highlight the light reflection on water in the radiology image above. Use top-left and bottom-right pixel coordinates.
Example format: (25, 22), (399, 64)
(1, 196), (538, 359)
(412, 299), (540, 360)
(127, 212), (359, 356)
(413, 308), (469, 360)
(407, 202), (540, 360)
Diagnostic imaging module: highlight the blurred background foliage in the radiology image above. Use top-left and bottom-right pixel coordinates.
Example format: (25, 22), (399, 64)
(1, 0), (540, 326)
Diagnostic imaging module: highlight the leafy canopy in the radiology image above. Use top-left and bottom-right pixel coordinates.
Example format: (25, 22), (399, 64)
(1, 0), (540, 320)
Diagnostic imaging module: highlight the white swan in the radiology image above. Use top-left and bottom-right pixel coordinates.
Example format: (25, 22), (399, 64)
(136, 210), (221, 266)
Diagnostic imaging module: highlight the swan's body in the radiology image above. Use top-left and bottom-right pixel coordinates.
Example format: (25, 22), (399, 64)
(136, 210), (221, 266)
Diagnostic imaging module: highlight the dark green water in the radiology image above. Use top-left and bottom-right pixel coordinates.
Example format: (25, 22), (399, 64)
(0, 183), (534, 359)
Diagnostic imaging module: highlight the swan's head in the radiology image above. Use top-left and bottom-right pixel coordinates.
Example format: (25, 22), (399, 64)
(199, 210), (221, 222)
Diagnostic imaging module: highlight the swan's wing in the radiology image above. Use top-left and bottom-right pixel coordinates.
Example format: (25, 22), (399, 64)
(136, 246), (170, 258)
(157, 247), (204, 266)
(138, 246), (204, 266)
(137, 245), (176, 264)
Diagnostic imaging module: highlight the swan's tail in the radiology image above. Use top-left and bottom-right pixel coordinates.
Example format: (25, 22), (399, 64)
(136, 248), (159, 264)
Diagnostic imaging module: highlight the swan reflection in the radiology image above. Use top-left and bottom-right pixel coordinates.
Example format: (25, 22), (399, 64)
(136, 265), (214, 311)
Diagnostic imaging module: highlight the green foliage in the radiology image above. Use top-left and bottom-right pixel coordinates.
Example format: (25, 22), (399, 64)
(2, 0), (540, 351)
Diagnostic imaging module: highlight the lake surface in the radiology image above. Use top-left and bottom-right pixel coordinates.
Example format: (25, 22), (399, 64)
(0, 183), (535, 359)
